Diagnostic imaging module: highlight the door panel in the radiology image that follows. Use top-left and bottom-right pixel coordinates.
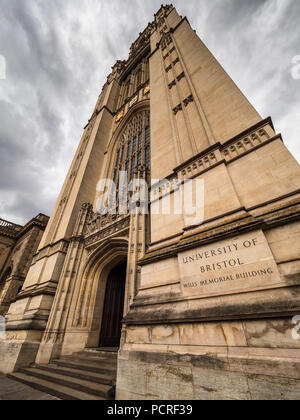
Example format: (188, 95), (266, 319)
(99, 262), (126, 348)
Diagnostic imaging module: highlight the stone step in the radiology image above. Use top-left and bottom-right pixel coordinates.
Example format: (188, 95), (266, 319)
(7, 372), (105, 401)
(84, 347), (119, 354)
(54, 358), (117, 376)
(36, 363), (115, 386)
(17, 367), (112, 399)
(71, 353), (118, 365)
(97, 347), (119, 352)
(58, 356), (118, 370)
(75, 350), (118, 361)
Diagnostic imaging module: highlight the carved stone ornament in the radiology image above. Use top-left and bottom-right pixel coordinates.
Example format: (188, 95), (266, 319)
(81, 203), (93, 212)
(129, 96), (138, 108)
(128, 22), (155, 60)
(116, 110), (124, 122)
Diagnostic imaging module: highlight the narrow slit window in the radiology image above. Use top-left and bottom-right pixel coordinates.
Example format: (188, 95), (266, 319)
(145, 126), (150, 145)
(127, 142), (131, 159)
(120, 145), (124, 163)
(131, 157), (135, 180)
(132, 137), (137, 153)
(146, 146), (150, 169)
(138, 132), (142, 150)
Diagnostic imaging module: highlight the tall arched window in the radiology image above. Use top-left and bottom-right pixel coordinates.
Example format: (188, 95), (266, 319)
(136, 69), (142, 89)
(122, 80), (130, 105)
(111, 110), (150, 214)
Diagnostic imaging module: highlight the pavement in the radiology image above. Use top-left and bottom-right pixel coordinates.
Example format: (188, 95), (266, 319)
(0, 374), (59, 400)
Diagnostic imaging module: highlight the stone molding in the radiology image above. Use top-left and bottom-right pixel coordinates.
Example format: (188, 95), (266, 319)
(14, 281), (57, 301)
(150, 118), (277, 205)
(178, 118), (275, 179)
(123, 285), (300, 325)
(139, 196), (300, 266)
(34, 239), (69, 263)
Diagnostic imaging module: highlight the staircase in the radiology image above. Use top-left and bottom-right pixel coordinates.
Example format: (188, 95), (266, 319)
(7, 348), (118, 400)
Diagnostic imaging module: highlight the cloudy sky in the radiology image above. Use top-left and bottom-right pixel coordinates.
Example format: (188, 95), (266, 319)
(0, 0), (299, 225)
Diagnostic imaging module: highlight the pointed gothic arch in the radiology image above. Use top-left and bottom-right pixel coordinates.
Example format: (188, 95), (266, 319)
(96, 103), (151, 214)
(72, 237), (129, 349)
(106, 101), (150, 159)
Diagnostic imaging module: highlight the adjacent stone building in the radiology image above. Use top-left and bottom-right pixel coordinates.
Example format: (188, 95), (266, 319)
(0, 215), (49, 316)
(0, 4), (299, 400)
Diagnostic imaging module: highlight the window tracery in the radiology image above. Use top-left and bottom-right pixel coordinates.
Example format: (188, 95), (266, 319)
(110, 110), (151, 214)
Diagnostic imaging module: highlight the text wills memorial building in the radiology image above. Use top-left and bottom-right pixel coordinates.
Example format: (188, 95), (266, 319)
(0, 5), (300, 400)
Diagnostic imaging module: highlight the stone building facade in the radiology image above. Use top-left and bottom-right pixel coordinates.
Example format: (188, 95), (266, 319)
(0, 4), (300, 400)
(0, 215), (49, 316)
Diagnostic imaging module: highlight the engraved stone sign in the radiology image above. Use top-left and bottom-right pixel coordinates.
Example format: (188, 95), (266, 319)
(178, 230), (282, 298)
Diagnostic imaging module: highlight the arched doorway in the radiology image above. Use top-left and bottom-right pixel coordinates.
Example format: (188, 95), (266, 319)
(99, 261), (127, 348)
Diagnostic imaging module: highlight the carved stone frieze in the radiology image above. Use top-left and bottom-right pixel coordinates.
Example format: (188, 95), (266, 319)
(179, 150), (219, 179)
(151, 177), (182, 203)
(221, 127), (271, 162)
(85, 213), (123, 236)
(84, 215), (130, 248)
(150, 120), (277, 203)
(177, 119), (275, 180)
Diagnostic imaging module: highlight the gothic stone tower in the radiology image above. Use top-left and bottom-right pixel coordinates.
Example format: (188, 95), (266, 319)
(1, 5), (300, 400)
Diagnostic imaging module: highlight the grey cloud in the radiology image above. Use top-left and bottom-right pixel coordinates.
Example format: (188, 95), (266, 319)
(0, 0), (299, 225)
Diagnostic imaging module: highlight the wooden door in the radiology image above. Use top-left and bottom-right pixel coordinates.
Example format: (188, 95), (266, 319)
(99, 261), (126, 348)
